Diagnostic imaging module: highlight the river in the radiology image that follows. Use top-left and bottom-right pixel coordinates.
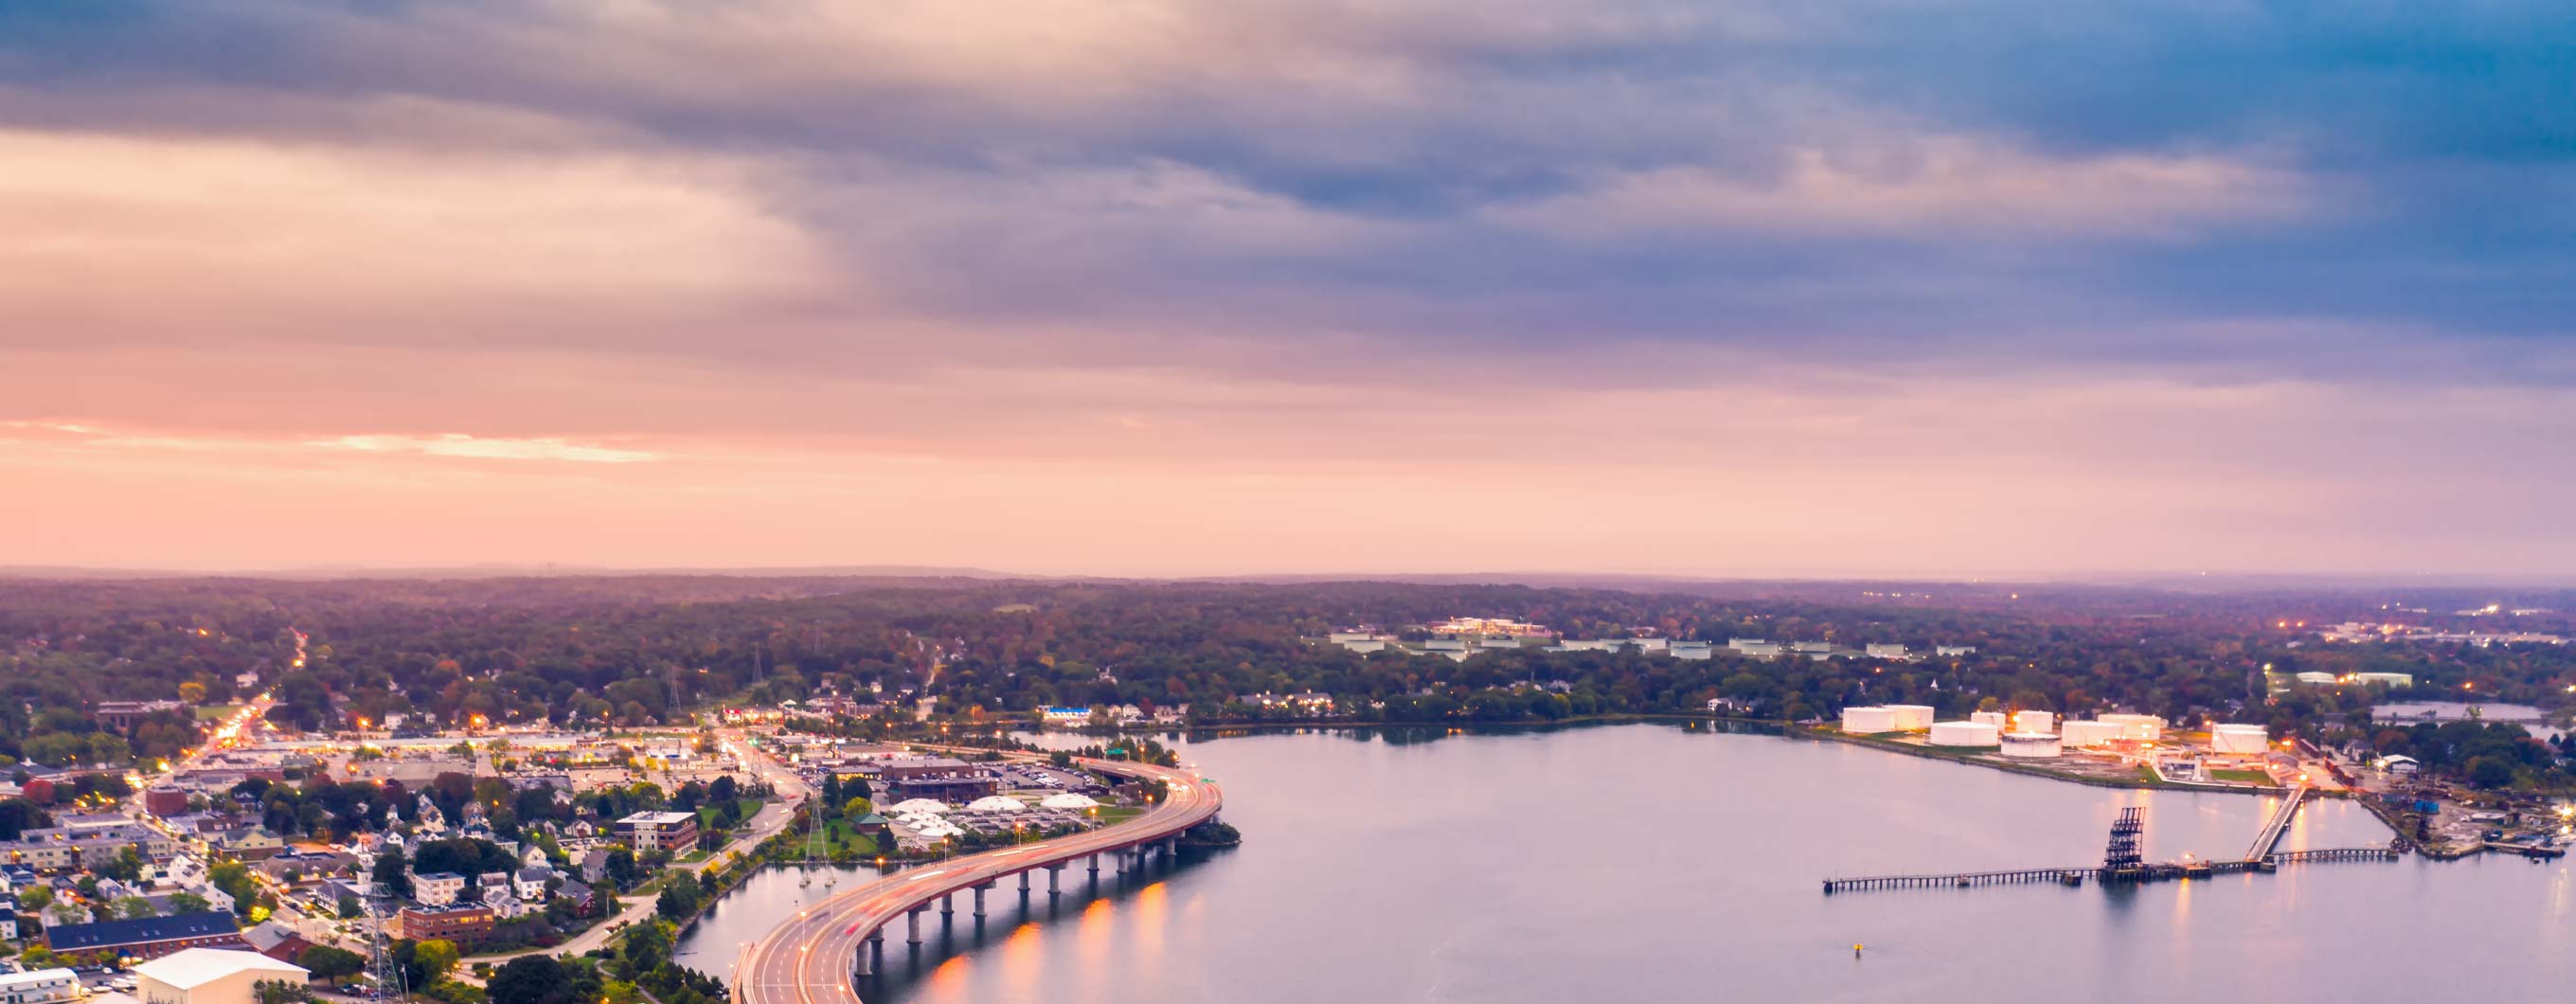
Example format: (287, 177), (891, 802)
(675, 723), (2576, 1002)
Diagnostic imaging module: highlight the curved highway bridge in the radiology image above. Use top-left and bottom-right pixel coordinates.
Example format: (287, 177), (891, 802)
(734, 755), (1222, 1004)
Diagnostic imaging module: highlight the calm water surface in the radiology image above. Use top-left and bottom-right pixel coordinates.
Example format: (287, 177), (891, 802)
(678, 724), (2576, 1003)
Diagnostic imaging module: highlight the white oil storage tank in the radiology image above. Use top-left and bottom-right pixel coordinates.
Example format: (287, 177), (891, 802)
(1970, 710), (2009, 729)
(2099, 713), (2167, 741)
(2061, 720), (2126, 747)
(1999, 732), (2064, 759)
(1841, 707), (1898, 733)
(2012, 709), (2056, 734)
(1885, 705), (1937, 730)
(1928, 721), (2001, 746)
(2209, 724), (2270, 754)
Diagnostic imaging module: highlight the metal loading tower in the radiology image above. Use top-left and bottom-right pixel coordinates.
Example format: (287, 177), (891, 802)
(2102, 806), (2145, 878)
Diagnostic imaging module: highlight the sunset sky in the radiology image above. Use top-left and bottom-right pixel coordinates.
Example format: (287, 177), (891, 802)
(7, 1), (2573, 578)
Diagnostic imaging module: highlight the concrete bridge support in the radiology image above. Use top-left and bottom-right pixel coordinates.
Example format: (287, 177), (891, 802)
(973, 883), (992, 918)
(1018, 870), (1030, 893)
(905, 906), (925, 944)
(1088, 852), (1100, 876)
(855, 936), (872, 977)
(939, 892), (954, 918)
(1047, 864), (1063, 894)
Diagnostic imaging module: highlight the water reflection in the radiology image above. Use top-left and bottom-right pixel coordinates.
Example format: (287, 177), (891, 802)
(687, 724), (2573, 1004)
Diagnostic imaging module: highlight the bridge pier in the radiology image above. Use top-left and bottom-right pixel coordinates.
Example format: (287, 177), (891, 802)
(940, 892), (954, 918)
(973, 883), (990, 918)
(1116, 850), (1130, 874)
(1018, 870), (1030, 893)
(905, 906), (924, 944)
(1047, 864), (1063, 894)
(854, 937), (872, 977)
(1088, 852), (1100, 875)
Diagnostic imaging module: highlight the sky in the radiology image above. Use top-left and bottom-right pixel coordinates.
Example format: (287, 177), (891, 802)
(5, 0), (2574, 579)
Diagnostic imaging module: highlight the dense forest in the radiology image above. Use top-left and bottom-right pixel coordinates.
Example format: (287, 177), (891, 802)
(5, 575), (2575, 788)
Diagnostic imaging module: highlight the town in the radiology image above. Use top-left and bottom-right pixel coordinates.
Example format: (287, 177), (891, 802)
(0, 688), (1213, 1004)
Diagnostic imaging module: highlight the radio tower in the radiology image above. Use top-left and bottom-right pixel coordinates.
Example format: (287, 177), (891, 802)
(363, 895), (408, 1004)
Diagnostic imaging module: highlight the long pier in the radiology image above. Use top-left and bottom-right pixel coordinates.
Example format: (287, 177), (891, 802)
(1823, 845), (2398, 894)
(1823, 868), (2092, 893)
(2244, 781), (2309, 861)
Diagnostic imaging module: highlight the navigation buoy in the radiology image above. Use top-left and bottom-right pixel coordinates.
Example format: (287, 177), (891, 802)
(1853, 943), (1864, 957)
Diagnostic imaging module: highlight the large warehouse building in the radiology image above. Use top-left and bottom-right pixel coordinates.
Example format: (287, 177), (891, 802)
(133, 949), (309, 1004)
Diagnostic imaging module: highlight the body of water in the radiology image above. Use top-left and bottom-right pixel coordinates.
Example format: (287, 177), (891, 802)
(679, 723), (2576, 1002)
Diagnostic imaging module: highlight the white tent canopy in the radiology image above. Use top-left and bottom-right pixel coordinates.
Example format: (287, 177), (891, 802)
(966, 796), (1027, 813)
(1039, 793), (1100, 810)
(888, 798), (950, 815)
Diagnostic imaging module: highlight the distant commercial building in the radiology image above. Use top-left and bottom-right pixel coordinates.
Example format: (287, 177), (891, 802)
(44, 912), (246, 960)
(392, 905), (494, 945)
(0, 969), (80, 1004)
(1728, 638), (1781, 657)
(1935, 646), (1977, 657)
(1039, 707), (1094, 726)
(2294, 672), (2339, 685)
(144, 788), (190, 817)
(133, 949), (309, 1004)
(2352, 672), (2414, 687)
(611, 812), (702, 852)
(94, 701), (188, 730)
(1864, 644), (1910, 660)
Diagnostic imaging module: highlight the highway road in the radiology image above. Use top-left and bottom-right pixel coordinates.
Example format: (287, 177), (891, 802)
(735, 755), (1221, 1004)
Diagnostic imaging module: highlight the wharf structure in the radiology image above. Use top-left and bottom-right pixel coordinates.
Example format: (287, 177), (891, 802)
(1823, 782), (2399, 894)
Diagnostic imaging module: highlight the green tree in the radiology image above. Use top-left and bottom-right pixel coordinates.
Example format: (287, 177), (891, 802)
(297, 945), (367, 980)
(487, 956), (571, 1004)
(372, 847), (413, 899)
(413, 939), (460, 984)
(114, 896), (157, 920)
(168, 892), (211, 915)
(16, 887), (51, 911)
